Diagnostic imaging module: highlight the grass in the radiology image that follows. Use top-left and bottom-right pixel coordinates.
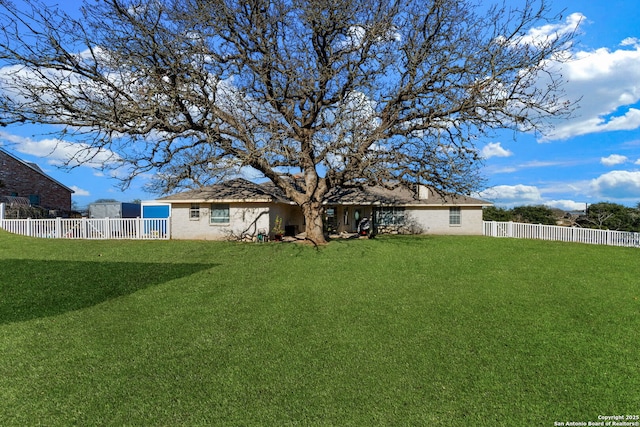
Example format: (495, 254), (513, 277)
(0, 230), (638, 426)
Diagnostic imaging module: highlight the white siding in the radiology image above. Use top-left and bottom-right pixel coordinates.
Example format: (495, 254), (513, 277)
(407, 206), (484, 235)
(170, 202), (271, 240)
(168, 202), (485, 239)
(269, 204), (305, 236)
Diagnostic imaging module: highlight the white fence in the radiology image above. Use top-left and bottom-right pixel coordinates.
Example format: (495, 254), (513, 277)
(483, 221), (640, 248)
(0, 215), (170, 240)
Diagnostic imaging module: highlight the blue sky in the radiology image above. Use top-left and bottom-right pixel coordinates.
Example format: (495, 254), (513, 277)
(1, 1), (639, 210)
(479, 0), (640, 210)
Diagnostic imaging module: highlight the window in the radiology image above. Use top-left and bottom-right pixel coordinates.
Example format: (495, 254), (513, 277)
(210, 203), (230, 224)
(190, 203), (200, 220)
(375, 207), (405, 226)
(449, 207), (461, 225)
(29, 194), (40, 206)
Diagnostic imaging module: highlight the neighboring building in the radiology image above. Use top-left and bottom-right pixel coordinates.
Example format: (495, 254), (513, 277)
(157, 178), (491, 240)
(88, 202), (141, 219)
(0, 148), (74, 212)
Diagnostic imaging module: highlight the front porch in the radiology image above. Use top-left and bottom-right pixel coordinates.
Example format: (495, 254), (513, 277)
(323, 205), (375, 235)
(272, 204), (410, 241)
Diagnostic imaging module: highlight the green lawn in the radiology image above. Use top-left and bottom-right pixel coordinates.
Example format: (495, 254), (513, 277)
(0, 230), (638, 426)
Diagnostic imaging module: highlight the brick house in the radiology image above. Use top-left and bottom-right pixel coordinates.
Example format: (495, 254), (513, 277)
(0, 148), (74, 211)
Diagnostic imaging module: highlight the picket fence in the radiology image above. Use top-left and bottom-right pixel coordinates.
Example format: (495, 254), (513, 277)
(0, 216), (170, 240)
(483, 221), (640, 248)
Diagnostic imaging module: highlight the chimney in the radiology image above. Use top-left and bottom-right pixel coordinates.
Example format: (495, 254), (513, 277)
(417, 184), (429, 200)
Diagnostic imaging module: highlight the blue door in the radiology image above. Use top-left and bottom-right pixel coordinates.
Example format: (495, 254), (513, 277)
(142, 204), (170, 236)
(142, 205), (170, 218)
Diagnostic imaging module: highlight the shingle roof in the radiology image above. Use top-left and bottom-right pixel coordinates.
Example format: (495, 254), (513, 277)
(0, 195), (31, 206)
(325, 185), (490, 206)
(158, 178), (290, 203)
(158, 178), (491, 206)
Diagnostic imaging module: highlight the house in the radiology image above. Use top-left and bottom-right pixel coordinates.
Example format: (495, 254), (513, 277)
(157, 178), (491, 240)
(0, 148), (74, 212)
(158, 179), (290, 240)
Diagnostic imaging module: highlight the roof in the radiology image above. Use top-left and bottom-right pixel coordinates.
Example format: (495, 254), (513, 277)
(0, 195), (30, 206)
(0, 148), (74, 193)
(325, 185), (491, 206)
(158, 178), (491, 207)
(158, 178), (291, 203)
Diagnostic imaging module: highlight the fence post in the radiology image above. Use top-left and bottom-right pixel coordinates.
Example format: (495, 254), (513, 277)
(508, 221), (513, 238)
(0, 202), (4, 229)
(56, 217), (62, 238)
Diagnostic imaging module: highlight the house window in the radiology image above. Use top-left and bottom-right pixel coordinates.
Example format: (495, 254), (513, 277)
(29, 194), (40, 206)
(190, 203), (200, 220)
(375, 207), (405, 226)
(449, 207), (461, 225)
(210, 203), (230, 224)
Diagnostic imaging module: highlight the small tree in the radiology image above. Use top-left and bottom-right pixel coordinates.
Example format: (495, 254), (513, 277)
(511, 205), (556, 225)
(0, 0), (578, 243)
(482, 206), (513, 222)
(578, 202), (639, 231)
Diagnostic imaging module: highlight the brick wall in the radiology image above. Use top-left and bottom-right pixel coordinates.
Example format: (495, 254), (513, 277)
(0, 150), (73, 211)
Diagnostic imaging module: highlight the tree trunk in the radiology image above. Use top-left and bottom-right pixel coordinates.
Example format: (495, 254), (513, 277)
(302, 201), (327, 245)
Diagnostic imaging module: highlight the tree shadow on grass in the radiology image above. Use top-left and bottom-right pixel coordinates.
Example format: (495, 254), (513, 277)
(0, 259), (215, 324)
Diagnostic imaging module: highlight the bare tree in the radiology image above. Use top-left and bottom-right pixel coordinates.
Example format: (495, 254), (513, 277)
(0, 0), (577, 243)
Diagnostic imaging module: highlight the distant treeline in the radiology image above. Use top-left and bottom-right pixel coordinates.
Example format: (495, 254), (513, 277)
(483, 202), (640, 232)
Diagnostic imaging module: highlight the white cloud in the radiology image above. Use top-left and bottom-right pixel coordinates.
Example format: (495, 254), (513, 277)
(519, 160), (574, 168)
(485, 158), (589, 176)
(481, 142), (512, 159)
(480, 182), (593, 209)
(69, 186), (90, 196)
(602, 108), (640, 131)
(545, 199), (587, 211)
(340, 25), (401, 51)
(620, 37), (639, 48)
(0, 130), (119, 168)
(486, 165), (518, 174)
(519, 12), (584, 47)
(590, 170), (640, 198)
(538, 179), (592, 198)
(600, 154), (629, 166)
(540, 37), (640, 140)
(479, 184), (543, 206)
